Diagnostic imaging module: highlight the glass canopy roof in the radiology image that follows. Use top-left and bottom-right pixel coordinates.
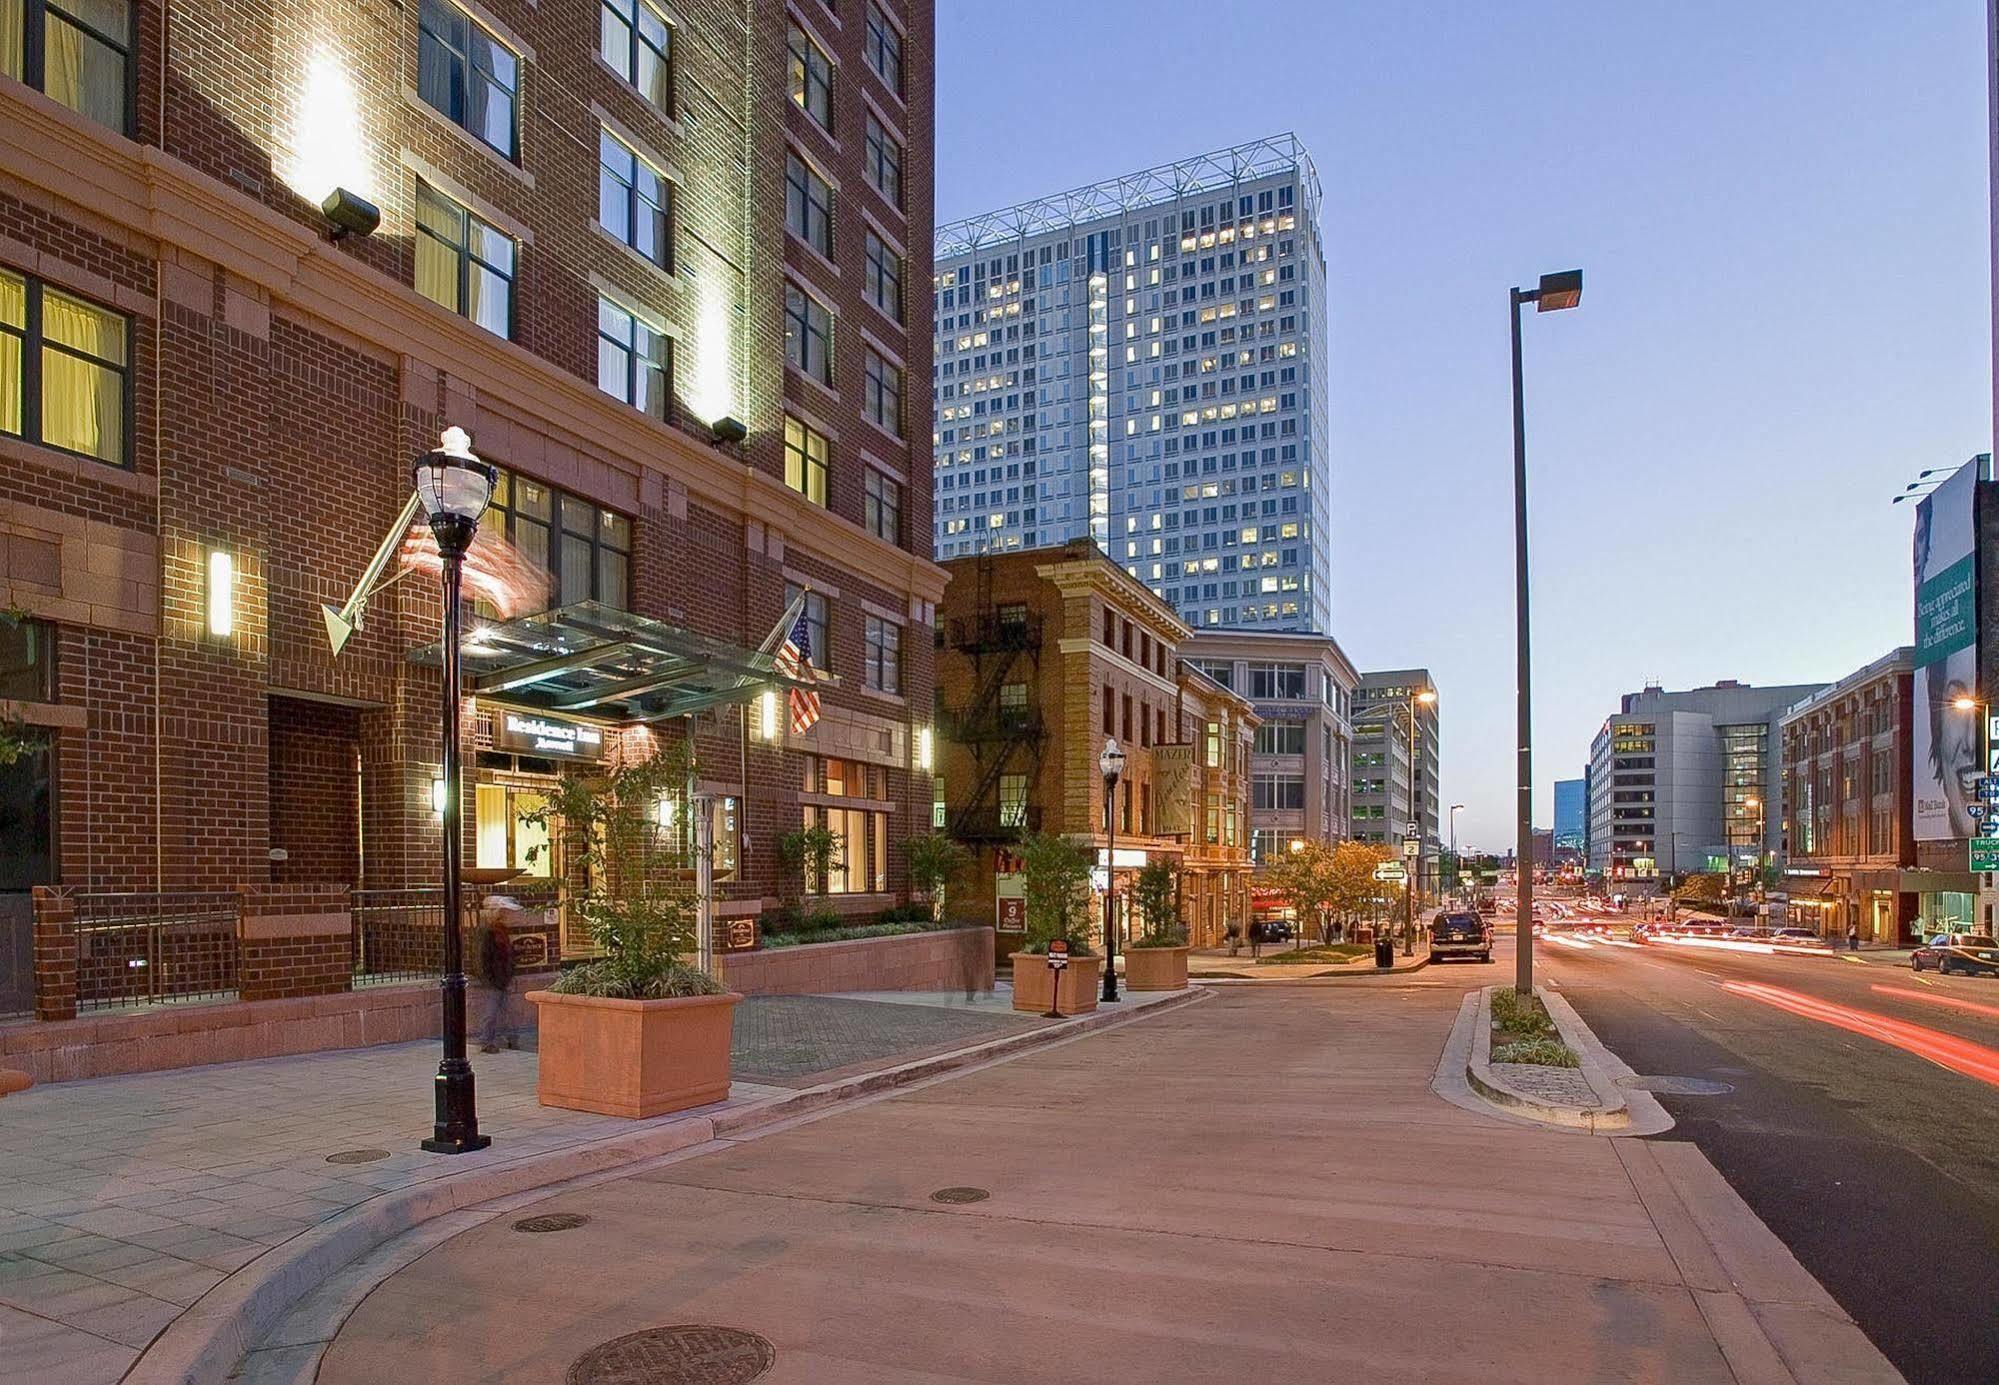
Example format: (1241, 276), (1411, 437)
(409, 601), (816, 724)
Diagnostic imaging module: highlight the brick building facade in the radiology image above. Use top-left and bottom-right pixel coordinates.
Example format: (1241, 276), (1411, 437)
(0, 0), (941, 1009)
(934, 541), (1255, 952)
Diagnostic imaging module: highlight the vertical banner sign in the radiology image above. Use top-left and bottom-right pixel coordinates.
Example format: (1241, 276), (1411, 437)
(1913, 459), (1980, 842)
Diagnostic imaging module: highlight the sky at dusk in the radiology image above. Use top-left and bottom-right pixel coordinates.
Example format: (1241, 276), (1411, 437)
(934, 1), (1994, 853)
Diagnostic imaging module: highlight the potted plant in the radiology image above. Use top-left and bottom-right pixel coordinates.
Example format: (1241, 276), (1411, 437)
(906, 831), (972, 925)
(520, 741), (741, 1119)
(1124, 859), (1190, 990)
(1009, 832), (1100, 1015)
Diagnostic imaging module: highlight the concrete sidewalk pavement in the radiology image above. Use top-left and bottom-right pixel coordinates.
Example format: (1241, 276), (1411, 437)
(314, 980), (1900, 1384)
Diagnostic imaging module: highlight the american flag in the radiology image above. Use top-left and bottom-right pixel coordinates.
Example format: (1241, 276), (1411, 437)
(774, 603), (822, 734)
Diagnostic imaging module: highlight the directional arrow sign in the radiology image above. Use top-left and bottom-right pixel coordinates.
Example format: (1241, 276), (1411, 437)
(1373, 862), (1408, 882)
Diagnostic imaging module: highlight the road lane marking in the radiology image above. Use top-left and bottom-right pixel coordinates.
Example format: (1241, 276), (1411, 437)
(1719, 980), (1999, 1088)
(1869, 984), (1999, 1021)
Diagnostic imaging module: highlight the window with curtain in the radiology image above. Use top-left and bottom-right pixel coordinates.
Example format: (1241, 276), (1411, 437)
(483, 467), (630, 611)
(863, 112), (902, 208)
(414, 181), (514, 338)
(595, 296), (669, 420)
(4, 0), (131, 134)
(784, 152), (833, 259)
(863, 615), (899, 695)
(784, 283), (832, 385)
(863, 469), (899, 545)
(786, 22), (832, 131)
(599, 0), (671, 111)
(598, 128), (671, 268)
(782, 416), (828, 507)
(417, 0), (518, 159)
(0, 268), (128, 467)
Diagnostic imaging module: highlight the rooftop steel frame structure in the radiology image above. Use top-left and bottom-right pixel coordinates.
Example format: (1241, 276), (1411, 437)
(934, 132), (1322, 260)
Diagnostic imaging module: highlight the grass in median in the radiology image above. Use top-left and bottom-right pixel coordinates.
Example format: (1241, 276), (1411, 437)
(1254, 943), (1373, 965)
(1491, 1037), (1580, 1067)
(1488, 987), (1580, 1067)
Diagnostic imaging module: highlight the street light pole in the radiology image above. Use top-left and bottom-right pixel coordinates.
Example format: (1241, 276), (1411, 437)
(1510, 269), (1581, 998)
(1100, 737), (1125, 1003)
(414, 428), (495, 1156)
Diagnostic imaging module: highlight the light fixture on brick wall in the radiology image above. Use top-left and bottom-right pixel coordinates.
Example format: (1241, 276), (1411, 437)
(710, 415), (747, 446)
(431, 778), (447, 813)
(758, 688), (778, 740)
(321, 187), (381, 241)
(916, 725), (933, 773)
(206, 550), (234, 638)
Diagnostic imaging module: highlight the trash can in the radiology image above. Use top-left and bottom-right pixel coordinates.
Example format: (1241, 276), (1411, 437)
(1374, 935), (1394, 969)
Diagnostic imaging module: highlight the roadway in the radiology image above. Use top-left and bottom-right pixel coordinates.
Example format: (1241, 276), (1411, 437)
(1523, 923), (1999, 1385)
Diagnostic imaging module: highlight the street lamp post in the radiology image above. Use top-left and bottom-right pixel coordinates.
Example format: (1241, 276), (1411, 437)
(413, 428), (495, 1155)
(1449, 803), (1464, 898)
(1510, 268), (1582, 997)
(1100, 737), (1126, 1003)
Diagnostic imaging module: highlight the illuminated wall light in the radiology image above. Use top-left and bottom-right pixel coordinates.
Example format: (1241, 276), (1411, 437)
(916, 726), (934, 773)
(656, 796), (677, 829)
(206, 550), (234, 637)
(285, 48), (371, 206)
(431, 778), (448, 813)
(759, 689), (778, 740)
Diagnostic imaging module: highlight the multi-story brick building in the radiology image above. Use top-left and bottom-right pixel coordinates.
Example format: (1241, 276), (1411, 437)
(0, 0), (940, 1006)
(933, 540), (1255, 952)
(1778, 649), (1925, 944)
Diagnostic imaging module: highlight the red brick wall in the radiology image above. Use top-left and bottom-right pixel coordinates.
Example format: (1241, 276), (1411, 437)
(269, 698), (362, 885)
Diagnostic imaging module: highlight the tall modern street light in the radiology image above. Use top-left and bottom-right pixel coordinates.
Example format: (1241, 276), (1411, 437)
(1099, 737), (1126, 1003)
(1449, 803), (1465, 897)
(414, 427), (495, 1155)
(1511, 269), (1582, 997)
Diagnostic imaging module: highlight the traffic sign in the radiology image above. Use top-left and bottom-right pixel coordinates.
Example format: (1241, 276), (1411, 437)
(1373, 862), (1408, 882)
(1978, 778), (1999, 803)
(1402, 837), (1420, 860)
(1973, 838), (1999, 872)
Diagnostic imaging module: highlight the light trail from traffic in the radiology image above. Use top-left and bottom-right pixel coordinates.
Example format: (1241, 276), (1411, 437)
(1721, 980), (1999, 1088)
(1868, 984), (1999, 1021)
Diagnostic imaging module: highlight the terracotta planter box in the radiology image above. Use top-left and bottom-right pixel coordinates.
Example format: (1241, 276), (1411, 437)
(1009, 953), (1101, 1016)
(526, 988), (742, 1119)
(1123, 945), (1190, 991)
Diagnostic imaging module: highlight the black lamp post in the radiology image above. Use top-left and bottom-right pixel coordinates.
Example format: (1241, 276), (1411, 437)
(1510, 268), (1581, 998)
(1100, 736), (1126, 1003)
(414, 426), (495, 1156)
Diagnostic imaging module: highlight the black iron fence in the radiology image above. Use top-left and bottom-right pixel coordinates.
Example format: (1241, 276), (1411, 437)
(73, 892), (240, 1012)
(351, 887), (449, 987)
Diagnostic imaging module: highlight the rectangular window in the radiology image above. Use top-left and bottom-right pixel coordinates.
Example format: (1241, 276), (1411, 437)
(710, 796), (739, 883)
(863, 113), (902, 208)
(484, 468), (630, 611)
(1205, 721), (1221, 768)
(596, 297), (669, 419)
(863, 349), (901, 436)
(0, 615), (55, 702)
(415, 182), (514, 338)
(863, 231), (903, 321)
(783, 415), (828, 506)
(863, 469), (900, 545)
(5, 0), (131, 132)
(863, 615), (900, 695)
(599, 0), (672, 110)
(784, 583), (829, 672)
(0, 268), (128, 467)
(1254, 722), (1306, 755)
(785, 153), (833, 258)
(998, 773), (1027, 827)
(863, 3), (902, 96)
(784, 283), (833, 385)
(599, 128), (671, 268)
(417, 0), (518, 159)
(786, 22), (832, 131)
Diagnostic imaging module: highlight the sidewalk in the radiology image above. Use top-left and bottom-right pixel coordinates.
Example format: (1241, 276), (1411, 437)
(0, 987), (1171, 1383)
(307, 979), (1899, 1384)
(1189, 940), (1432, 979)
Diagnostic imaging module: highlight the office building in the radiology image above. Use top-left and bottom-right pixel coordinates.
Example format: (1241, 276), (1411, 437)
(1553, 778), (1586, 852)
(1353, 669), (1440, 846)
(930, 134), (1331, 633)
(1586, 679), (1826, 883)
(1181, 629), (1359, 863)
(1, 0), (941, 1017)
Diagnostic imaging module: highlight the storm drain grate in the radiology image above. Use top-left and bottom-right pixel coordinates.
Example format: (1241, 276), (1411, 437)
(1617, 1075), (1734, 1096)
(930, 1186), (990, 1204)
(566, 1325), (775, 1384)
(515, 1212), (591, 1234)
(325, 1149), (391, 1165)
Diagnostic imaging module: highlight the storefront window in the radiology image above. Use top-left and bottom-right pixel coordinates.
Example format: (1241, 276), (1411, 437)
(474, 783), (551, 876)
(802, 755), (888, 894)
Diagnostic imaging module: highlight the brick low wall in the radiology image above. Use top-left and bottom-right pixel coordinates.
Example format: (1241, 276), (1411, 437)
(0, 972), (549, 1086)
(718, 927), (996, 997)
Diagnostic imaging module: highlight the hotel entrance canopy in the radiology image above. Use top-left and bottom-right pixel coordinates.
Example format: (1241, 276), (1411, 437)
(409, 601), (815, 724)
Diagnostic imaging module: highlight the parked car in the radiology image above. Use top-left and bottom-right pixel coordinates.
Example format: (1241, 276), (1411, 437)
(1261, 919), (1293, 944)
(1769, 928), (1826, 947)
(1430, 911), (1493, 964)
(1911, 935), (1999, 976)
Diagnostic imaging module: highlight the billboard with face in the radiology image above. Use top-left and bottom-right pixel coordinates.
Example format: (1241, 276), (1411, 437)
(1913, 459), (1980, 842)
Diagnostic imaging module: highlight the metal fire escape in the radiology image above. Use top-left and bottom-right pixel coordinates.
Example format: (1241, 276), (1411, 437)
(942, 558), (1046, 840)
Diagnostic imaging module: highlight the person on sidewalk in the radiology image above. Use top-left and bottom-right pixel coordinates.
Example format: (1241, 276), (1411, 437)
(476, 903), (517, 1053)
(1248, 919), (1264, 960)
(1846, 923), (1860, 952)
(1224, 920), (1242, 957)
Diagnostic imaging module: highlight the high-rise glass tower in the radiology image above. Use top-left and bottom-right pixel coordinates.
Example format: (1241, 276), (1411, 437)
(931, 134), (1330, 633)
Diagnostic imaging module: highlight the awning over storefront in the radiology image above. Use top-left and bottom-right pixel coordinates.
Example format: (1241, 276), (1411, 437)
(409, 601), (817, 725)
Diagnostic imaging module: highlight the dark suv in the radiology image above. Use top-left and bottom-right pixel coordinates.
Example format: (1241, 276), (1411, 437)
(1430, 911), (1493, 964)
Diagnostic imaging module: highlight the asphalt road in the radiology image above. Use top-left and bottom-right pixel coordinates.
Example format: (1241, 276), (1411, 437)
(1530, 927), (1999, 1385)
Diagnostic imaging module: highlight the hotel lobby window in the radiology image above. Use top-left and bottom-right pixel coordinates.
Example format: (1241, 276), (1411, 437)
(484, 468), (630, 611)
(2, 0), (132, 134)
(0, 268), (128, 466)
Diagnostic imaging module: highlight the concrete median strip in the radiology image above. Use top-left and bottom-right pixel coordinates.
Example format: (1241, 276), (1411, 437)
(1435, 985), (1673, 1136)
(126, 987), (1205, 1385)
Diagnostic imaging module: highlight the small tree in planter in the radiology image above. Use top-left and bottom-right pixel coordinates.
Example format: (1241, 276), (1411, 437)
(906, 832), (972, 925)
(518, 740), (737, 1119)
(778, 821), (843, 901)
(1124, 859), (1191, 990)
(1012, 832), (1099, 1014)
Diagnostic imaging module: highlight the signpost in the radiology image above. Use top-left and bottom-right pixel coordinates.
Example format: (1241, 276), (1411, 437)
(1042, 939), (1068, 1020)
(1971, 838), (1999, 873)
(1373, 862), (1407, 883)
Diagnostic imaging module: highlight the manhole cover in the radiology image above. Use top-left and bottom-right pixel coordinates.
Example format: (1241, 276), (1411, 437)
(566, 1326), (775, 1385)
(930, 1186), (989, 1204)
(325, 1149), (391, 1165)
(1617, 1075), (1734, 1096)
(514, 1212), (591, 1233)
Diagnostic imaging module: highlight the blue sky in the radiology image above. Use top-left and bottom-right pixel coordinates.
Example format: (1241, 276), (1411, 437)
(935, 1), (1993, 853)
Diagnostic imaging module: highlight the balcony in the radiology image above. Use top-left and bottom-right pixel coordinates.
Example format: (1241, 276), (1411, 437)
(939, 705), (1044, 743)
(946, 613), (1042, 655)
(951, 805), (1043, 841)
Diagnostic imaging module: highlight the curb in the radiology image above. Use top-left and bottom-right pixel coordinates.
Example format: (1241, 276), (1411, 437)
(1191, 953), (1433, 981)
(1456, 986), (1672, 1136)
(126, 987), (1205, 1385)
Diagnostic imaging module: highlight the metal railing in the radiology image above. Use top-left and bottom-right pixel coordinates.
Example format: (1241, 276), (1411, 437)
(351, 887), (451, 987)
(73, 892), (239, 1012)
